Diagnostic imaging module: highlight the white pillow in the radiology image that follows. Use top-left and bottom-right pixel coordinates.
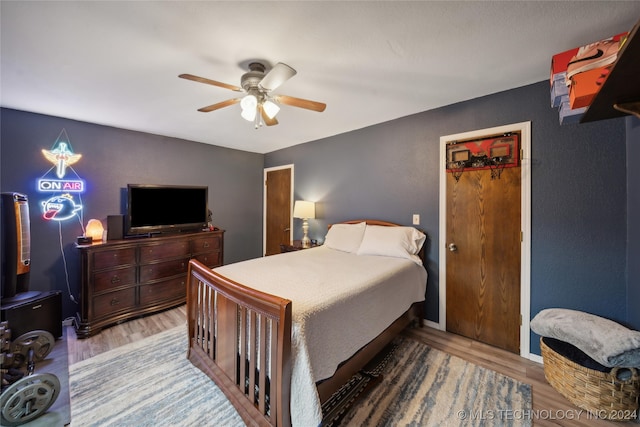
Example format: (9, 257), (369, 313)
(357, 225), (426, 265)
(324, 222), (367, 253)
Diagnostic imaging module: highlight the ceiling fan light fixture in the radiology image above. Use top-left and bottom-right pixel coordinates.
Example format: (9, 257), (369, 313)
(263, 99), (280, 119)
(240, 106), (256, 122)
(180, 61), (325, 127)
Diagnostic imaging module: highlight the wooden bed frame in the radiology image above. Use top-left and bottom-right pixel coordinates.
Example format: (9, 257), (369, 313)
(186, 220), (425, 427)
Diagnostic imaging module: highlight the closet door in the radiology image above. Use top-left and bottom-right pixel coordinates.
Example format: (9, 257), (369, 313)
(264, 166), (292, 256)
(446, 145), (521, 354)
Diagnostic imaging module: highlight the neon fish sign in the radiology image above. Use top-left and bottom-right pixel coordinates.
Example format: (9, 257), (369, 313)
(41, 194), (83, 221)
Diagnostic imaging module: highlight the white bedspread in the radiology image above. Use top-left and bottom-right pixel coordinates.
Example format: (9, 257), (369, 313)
(213, 246), (427, 426)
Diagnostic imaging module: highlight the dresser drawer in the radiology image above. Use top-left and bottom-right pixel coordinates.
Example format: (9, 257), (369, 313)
(191, 235), (221, 254)
(193, 252), (222, 268)
(93, 248), (136, 270)
(139, 241), (190, 263)
(139, 258), (188, 282)
(93, 267), (136, 293)
(139, 276), (186, 306)
(93, 288), (136, 319)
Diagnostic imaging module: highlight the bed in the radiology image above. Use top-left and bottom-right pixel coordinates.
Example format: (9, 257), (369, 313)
(186, 220), (428, 426)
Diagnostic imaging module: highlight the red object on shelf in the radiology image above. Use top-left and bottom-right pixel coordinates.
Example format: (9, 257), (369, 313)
(550, 32), (627, 84)
(569, 65), (612, 109)
(551, 48), (579, 82)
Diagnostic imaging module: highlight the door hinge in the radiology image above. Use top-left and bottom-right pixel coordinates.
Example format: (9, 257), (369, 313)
(521, 231), (523, 242)
(520, 314), (523, 326)
(520, 148), (524, 160)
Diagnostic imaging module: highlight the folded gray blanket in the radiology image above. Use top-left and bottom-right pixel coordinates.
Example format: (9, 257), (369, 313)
(531, 308), (640, 368)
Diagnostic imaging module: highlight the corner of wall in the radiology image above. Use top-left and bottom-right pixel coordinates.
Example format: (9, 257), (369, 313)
(626, 116), (640, 330)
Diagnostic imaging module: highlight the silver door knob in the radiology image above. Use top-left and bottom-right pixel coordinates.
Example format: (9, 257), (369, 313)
(448, 243), (457, 252)
(284, 227), (290, 232)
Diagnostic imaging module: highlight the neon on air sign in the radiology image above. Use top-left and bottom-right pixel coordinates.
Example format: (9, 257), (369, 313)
(37, 131), (85, 222)
(38, 179), (84, 192)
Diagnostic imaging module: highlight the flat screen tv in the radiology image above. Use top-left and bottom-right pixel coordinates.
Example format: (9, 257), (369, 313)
(126, 184), (208, 236)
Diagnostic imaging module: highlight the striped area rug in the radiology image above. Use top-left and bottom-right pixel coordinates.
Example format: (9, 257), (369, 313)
(69, 325), (243, 426)
(69, 327), (532, 427)
(335, 336), (533, 427)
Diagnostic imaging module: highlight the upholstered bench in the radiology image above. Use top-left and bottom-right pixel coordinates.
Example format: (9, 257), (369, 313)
(531, 308), (640, 421)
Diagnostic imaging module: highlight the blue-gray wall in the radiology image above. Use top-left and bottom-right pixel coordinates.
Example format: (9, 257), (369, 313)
(1, 108), (264, 320)
(266, 81), (635, 355)
(2, 79), (637, 356)
(627, 116), (640, 329)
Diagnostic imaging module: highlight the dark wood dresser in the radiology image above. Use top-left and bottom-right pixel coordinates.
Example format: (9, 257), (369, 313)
(75, 230), (223, 338)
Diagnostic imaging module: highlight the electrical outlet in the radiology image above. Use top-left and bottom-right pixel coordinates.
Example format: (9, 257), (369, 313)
(412, 214), (420, 225)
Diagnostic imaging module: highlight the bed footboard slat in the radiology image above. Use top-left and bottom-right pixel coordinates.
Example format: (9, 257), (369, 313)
(187, 259), (292, 427)
(239, 306), (247, 393)
(258, 314), (268, 415)
(248, 310), (257, 405)
(270, 318), (279, 424)
(217, 292), (239, 379)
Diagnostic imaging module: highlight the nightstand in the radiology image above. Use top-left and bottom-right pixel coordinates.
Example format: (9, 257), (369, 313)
(280, 240), (319, 253)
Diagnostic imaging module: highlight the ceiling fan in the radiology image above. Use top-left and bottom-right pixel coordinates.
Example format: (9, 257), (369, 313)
(179, 62), (326, 128)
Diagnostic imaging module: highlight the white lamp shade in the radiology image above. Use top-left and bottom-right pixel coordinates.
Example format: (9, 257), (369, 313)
(263, 100), (280, 119)
(241, 94), (257, 111)
(240, 94), (258, 121)
(240, 107), (256, 121)
(293, 200), (315, 219)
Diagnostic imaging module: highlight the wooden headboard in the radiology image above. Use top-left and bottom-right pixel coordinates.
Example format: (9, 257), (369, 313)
(332, 219), (405, 228)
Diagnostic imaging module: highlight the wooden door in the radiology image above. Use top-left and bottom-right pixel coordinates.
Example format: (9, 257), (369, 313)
(264, 167), (292, 256)
(446, 160), (521, 353)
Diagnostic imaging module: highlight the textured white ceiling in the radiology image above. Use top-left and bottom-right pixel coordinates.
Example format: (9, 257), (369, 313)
(2, 1), (639, 154)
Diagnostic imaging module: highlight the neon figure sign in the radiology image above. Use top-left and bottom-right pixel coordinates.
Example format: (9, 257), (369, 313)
(37, 130), (85, 222)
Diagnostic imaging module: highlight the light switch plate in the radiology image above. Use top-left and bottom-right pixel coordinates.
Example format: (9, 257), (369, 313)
(413, 214), (420, 225)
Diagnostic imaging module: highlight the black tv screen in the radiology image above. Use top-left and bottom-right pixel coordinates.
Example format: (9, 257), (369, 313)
(127, 184), (208, 235)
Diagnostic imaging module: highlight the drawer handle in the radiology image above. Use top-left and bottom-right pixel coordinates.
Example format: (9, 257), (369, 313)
(110, 298), (120, 306)
(111, 276), (121, 284)
(203, 242), (210, 248)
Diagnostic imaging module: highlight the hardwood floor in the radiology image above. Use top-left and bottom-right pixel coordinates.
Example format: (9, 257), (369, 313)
(66, 305), (187, 365)
(66, 306), (638, 426)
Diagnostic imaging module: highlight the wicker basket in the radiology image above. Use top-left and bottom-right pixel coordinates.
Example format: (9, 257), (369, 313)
(540, 337), (639, 421)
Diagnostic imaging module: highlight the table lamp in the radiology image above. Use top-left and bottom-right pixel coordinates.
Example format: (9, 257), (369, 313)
(293, 201), (315, 248)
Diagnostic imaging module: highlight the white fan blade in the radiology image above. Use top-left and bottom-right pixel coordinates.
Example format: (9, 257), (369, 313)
(259, 63), (297, 91)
